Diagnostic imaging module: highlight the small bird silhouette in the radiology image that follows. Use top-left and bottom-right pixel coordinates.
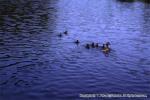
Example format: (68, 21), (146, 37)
(91, 42), (95, 48)
(95, 43), (99, 48)
(75, 40), (80, 44)
(85, 44), (90, 49)
(58, 33), (62, 37)
(64, 31), (68, 35)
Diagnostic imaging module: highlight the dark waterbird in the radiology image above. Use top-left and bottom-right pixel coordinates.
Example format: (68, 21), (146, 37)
(91, 42), (95, 48)
(85, 44), (90, 49)
(64, 31), (68, 35)
(58, 33), (62, 37)
(106, 42), (110, 48)
(75, 40), (80, 44)
(102, 44), (105, 49)
(102, 42), (111, 53)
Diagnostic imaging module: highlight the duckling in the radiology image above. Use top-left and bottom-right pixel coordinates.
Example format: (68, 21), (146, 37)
(102, 44), (105, 49)
(106, 42), (110, 48)
(105, 42), (111, 51)
(64, 31), (68, 35)
(58, 33), (62, 37)
(95, 43), (99, 48)
(91, 42), (95, 48)
(85, 44), (90, 49)
(75, 40), (80, 44)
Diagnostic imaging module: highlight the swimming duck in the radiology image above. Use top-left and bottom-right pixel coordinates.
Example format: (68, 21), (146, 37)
(85, 44), (90, 49)
(75, 40), (80, 44)
(102, 43), (111, 52)
(95, 43), (99, 48)
(58, 33), (62, 37)
(64, 31), (68, 35)
(106, 42), (110, 48)
(91, 42), (95, 48)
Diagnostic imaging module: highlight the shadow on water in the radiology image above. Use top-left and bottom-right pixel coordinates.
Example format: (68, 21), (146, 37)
(0, 0), (57, 35)
(142, 0), (150, 3)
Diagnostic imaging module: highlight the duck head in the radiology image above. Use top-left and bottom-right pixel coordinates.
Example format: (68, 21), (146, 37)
(102, 44), (105, 49)
(106, 42), (110, 45)
(75, 40), (80, 44)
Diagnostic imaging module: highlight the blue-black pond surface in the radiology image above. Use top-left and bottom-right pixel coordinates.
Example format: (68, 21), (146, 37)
(0, 0), (150, 100)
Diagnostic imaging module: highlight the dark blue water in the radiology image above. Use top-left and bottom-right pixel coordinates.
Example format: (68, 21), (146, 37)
(0, 0), (150, 100)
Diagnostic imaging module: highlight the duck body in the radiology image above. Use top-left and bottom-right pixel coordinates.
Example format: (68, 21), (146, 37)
(85, 44), (90, 49)
(91, 42), (95, 48)
(64, 31), (68, 35)
(75, 40), (80, 44)
(101, 42), (111, 52)
(58, 33), (62, 37)
(95, 43), (99, 48)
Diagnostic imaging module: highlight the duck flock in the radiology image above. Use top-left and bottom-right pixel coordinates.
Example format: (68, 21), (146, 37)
(58, 31), (111, 53)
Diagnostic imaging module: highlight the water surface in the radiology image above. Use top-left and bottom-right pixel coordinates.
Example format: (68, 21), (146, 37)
(0, 0), (150, 100)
